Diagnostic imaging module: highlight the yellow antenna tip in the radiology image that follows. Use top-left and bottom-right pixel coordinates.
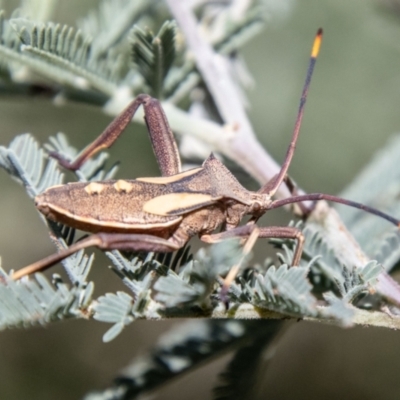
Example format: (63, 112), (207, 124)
(311, 28), (323, 58)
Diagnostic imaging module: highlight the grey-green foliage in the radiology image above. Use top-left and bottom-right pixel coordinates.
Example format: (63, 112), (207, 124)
(77, 0), (154, 59)
(85, 319), (282, 400)
(8, 18), (124, 94)
(0, 133), (63, 197)
(92, 237), (336, 341)
(0, 134), (96, 314)
(270, 224), (384, 307)
(154, 239), (244, 308)
(253, 263), (320, 314)
(92, 250), (169, 342)
(93, 292), (136, 343)
(0, 266), (94, 330)
(374, 231), (400, 271)
(336, 134), (400, 271)
(0, 1), (266, 104)
(208, 1), (266, 55)
(303, 224), (383, 298)
(131, 21), (176, 99)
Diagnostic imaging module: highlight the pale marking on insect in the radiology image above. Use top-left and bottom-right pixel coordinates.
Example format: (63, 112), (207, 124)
(114, 179), (134, 193)
(84, 182), (106, 195)
(42, 203), (183, 229)
(137, 167), (203, 184)
(46, 184), (65, 190)
(143, 192), (219, 216)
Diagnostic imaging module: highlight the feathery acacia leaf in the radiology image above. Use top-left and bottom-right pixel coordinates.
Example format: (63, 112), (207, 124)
(131, 21), (177, 99)
(0, 265), (93, 330)
(5, 18), (121, 94)
(0, 133), (63, 197)
(78, 0), (153, 58)
(270, 223), (385, 306)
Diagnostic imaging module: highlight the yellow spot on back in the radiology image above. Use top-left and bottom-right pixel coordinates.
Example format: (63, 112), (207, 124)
(137, 167), (203, 184)
(114, 179), (134, 193)
(84, 182), (105, 195)
(143, 192), (218, 216)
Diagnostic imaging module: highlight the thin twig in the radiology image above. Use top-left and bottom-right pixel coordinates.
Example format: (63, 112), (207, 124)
(138, 302), (400, 330)
(231, 305), (400, 330)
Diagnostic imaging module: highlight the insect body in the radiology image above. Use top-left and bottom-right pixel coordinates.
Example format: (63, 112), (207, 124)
(11, 29), (400, 281)
(35, 155), (262, 237)
(27, 152), (277, 278)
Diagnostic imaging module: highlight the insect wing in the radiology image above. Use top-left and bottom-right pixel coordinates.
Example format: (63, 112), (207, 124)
(143, 192), (223, 216)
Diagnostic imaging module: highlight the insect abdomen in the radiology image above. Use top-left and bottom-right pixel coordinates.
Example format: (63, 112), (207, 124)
(35, 180), (181, 233)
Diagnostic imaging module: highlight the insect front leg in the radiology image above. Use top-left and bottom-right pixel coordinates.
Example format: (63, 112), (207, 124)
(50, 94), (181, 176)
(201, 224), (304, 266)
(201, 224), (304, 301)
(11, 233), (182, 280)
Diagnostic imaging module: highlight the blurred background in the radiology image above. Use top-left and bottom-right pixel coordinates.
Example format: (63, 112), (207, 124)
(1, 0), (400, 399)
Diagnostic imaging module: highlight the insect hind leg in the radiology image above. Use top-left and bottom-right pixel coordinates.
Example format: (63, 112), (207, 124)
(50, 94), (181, 177)
(11, 233), (181, 280)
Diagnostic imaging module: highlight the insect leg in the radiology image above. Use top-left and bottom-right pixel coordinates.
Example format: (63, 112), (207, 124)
(257, 226), (305, 266)
(50, 94), (181, 176)
(11, 233), (180, 280)
(201, 225), (304, 266)
(201, 224), (304, 302)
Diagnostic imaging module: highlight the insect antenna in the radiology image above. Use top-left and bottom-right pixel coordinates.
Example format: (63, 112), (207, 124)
(257, 29), (400, 228)
(268, 193), (400, 227)
(259, 28), (323, 197)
